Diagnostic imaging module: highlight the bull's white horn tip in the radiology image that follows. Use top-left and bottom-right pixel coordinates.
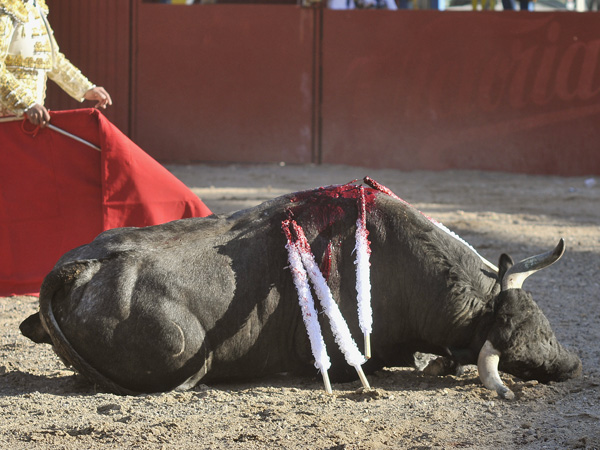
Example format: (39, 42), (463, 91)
(477, 340), (515, 400)
(497, 386), (515, 401)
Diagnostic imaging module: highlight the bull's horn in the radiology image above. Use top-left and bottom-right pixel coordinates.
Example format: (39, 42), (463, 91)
(477, 340), (515, 400)
(501, 239), (565, 291)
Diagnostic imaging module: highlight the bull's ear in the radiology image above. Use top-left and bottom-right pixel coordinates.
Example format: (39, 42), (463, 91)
(497, 254), (514, 283)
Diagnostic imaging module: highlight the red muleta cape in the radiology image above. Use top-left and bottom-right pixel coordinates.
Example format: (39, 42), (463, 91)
(0, 109), (212, 296)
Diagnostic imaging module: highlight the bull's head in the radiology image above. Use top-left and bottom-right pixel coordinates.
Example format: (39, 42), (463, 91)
(477, 239), (582, 399)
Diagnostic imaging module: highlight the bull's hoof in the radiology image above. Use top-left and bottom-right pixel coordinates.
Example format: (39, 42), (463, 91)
(422, 356), (463, 377)
(19, 313), (52, 344)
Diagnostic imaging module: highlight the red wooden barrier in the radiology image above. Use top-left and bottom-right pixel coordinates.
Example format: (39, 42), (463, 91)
(132, 4), (316, 164)
(45, 0), (132, 135)
(44, 3), (600, 175)
(321, 11), (600, 175)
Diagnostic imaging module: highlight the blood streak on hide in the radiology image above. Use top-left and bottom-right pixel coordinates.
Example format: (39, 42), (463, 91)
(363, 176), (402, 201)
(356, 185), (371, 256)
(320, 241), (334, 282)
(287, 181), (382, 280)
(288, 183), (379, 235)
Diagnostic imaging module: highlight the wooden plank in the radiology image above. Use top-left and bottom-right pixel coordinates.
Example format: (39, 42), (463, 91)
(45, 0), (132, 135)
(133, 4), (315, 163)
(320, 10), (600, 175)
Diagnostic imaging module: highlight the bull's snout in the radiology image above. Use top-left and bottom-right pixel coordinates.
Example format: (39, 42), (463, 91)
(539, 344), (582, 383)
(563, 353), (583, 380)
(478, 339), (582, 399)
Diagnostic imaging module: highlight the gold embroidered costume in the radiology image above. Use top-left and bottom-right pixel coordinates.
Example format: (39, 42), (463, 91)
(0, 0), (94, 116)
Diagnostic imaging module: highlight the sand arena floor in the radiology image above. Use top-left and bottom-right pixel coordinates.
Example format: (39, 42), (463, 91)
(1, 164), (599, 449)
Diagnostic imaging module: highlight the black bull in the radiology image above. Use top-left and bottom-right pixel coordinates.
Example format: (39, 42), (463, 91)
(20, 181), (581, 397)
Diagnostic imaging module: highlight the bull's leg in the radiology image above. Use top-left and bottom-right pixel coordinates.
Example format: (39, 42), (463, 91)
(421, 355), (464, 377)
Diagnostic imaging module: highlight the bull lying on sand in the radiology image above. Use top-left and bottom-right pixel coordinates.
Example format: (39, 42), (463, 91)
(20, 179), (581, 398)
